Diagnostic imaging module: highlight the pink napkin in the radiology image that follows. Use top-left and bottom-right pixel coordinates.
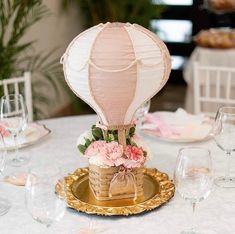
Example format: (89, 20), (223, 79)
(142, 108), (212, 140)
(144, 114), (180, 138)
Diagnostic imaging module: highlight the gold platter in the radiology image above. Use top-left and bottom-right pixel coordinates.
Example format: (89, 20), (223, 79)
(56, 167), (175, 216)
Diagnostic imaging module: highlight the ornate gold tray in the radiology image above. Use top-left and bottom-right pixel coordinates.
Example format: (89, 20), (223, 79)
(56, 167), (175, 216)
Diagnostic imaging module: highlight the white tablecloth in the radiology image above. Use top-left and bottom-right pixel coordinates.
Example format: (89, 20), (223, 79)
(1, 115), (235, 234)
(183, 47), (235, 113)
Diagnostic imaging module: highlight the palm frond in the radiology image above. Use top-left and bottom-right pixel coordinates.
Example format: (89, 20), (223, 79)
(0, 1), (64, 120)
(61, 0), (166, 28)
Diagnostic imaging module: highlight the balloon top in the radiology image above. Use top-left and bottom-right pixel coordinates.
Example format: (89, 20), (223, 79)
(61, 22), (171, 127)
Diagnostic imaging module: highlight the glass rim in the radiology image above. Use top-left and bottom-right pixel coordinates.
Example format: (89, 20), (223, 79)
(218, 106), (235, 115)
(1, 94), (23, 100)
(178, 146), (211, 156)
(28, 165), (61, 177)
(176, 147), (213, 173)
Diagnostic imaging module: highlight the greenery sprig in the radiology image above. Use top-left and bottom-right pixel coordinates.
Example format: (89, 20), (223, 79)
(61, 0), (166, 29)
(77, 124), (136, 154)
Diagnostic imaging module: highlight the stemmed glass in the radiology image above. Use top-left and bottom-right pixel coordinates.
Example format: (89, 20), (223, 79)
(135, 99), (151, 128)
(0, 94), (28, 166)
(25, 165), (66, 228)
(0, 133), (11, 216)
(212, 106), (235, 188)
(174, 147), (213, 234)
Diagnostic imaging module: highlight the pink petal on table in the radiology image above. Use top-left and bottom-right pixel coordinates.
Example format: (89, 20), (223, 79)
(4, 173), (28, 186)
(79, 229), (95, 234)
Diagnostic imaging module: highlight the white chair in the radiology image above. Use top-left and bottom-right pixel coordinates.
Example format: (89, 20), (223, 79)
(0, 72), (33, 122)
(193, 62), (235, 117)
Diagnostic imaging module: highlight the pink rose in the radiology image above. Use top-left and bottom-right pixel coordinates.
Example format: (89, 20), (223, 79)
(124, 145), (146, 168)
(85, 141), (125, 167)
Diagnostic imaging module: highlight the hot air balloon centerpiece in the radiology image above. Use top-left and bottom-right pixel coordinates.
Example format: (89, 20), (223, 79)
(61, 22), (172, 203)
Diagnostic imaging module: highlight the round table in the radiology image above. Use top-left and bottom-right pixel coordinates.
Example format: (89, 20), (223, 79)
(1, 115), (235, 234)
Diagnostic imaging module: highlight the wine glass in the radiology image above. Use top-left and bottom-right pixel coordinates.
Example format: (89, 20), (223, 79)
(0, 133), (11, 216)
(212, 106), (235, 188)
(174, 147), (213, 234)
(0, 94), (28, 166)
(25, 165), (66, 228)
(135, 99), (151, 127)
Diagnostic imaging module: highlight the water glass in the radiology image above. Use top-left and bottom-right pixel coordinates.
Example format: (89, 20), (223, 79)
(212, 106), (235, 188)
(0, 94), (28, 166)
(135, 99), (151, 127)
(174, 147), (213, 234)
(25, 165), (66, 228)
(0, 133), (11, 216)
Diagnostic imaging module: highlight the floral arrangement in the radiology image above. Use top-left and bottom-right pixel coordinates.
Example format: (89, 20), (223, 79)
(77, 124), (147, 168)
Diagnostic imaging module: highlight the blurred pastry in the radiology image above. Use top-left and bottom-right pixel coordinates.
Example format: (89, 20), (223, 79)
(194, 29), (235, 48)
(208, 0), (235, 11)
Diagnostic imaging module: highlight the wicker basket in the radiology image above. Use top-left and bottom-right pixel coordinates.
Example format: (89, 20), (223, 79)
(89, 164), (144, 201)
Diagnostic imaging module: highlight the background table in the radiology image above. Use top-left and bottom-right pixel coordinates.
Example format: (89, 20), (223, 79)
(1, 115), (235, 234)
(183, 46), (235, 113)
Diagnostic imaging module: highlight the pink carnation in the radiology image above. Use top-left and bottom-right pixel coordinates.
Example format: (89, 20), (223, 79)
(84, 141), (106, 158)
(124, 145), (146, 168)
(85, 141), (125, 167)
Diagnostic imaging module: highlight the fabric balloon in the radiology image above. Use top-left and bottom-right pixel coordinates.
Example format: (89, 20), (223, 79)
(61, 22), (171, 127)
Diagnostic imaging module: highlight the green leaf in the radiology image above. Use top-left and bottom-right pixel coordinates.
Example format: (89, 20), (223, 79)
(105, 134), (113, 143)
(132, 142), (137, 147)
(129, 127), (135, 137)
(113, 132), (118, 141)
(92, 127), (103, 140)
(126, 137), (131, 145)
(84, 138), (92, 147)
(78, 144), (87, 154)
(108, 134), (114, 141)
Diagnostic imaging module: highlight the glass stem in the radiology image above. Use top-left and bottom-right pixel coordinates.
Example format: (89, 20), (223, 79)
(13, 133), (19, 162)
(225, 151), (231, 178)
(191, 202), (196, 232)
(46, 223), (51, 228)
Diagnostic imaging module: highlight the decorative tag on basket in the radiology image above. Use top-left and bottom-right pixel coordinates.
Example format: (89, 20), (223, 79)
(61, 22), (171, 201)
(109, 166), (141, 199)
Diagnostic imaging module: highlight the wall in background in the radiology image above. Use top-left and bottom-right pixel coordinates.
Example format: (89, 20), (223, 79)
(21, 0), (83, 119)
